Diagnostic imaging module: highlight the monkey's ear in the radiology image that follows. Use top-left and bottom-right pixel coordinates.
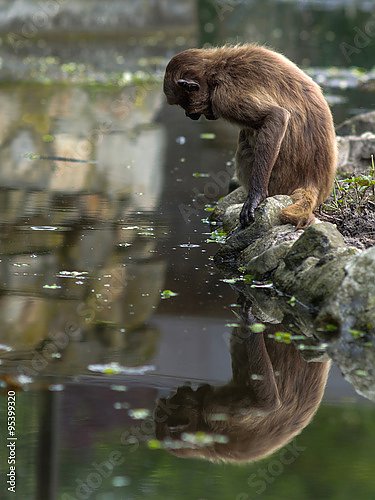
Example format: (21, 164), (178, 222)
(177, 79), (200, 92)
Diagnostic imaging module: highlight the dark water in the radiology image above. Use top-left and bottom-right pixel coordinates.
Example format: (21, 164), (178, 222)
(0, 1), (375, 499)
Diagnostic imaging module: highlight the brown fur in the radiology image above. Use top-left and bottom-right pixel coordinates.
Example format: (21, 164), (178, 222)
(164, 44), (337, 228)
(154, 306), (330, 463)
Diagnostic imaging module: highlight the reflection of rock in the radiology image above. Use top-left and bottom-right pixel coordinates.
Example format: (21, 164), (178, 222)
(89, 260), (167, 330)
(213, 190), (375, 401)
(0, 85), (166, 202)
(326, 336), (375, 403)
(0, 296), (161, 379)
(0, 81), (168, 381)
(0, 296), (52, 351)
(361, 79), (375, 92)
(96, 125), (165, 210)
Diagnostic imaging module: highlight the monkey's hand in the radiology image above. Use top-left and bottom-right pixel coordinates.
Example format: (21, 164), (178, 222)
(239, 192), (266, 228)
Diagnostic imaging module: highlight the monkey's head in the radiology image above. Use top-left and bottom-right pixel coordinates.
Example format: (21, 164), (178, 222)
(154, 383), (302, 463)
(163, 49), (218, 121)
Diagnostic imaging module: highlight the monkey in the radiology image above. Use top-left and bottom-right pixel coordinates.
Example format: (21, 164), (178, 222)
(163, 44), (337, 229)
(154, 296), (330, 463)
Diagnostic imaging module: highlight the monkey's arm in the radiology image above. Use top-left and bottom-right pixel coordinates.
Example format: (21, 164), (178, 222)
(238, 106), (290, 227)
(204, 328), (281, 418)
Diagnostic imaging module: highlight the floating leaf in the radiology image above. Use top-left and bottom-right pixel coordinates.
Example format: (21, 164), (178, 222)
(161, 289), (178, 299)
(128, 408), (151, 420)
(250, 323), (266, 333)
(204, 205), (215, 212)
(206, 229), (227, 244)
(88, 362), (154, 375)
(148, 439), (162, 450)
(274, 332), (292, 344)
(193, 172), (210, 178)
(200, 133), (216, 140)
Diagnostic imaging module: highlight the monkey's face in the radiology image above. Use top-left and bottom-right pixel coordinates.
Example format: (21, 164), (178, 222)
(163, 56), (218, 121)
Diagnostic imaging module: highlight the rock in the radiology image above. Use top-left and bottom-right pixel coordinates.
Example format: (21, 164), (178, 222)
(215, 195), (294, 260)
(336, 110), (375, 136)
(275, 246), (357, 307)
(283, 222), (345, 269)
(240, 225), (299, 276)
(0, 0), (196, 34)
(252, 195), (294, 230)
(337, 133), (375, 175)
(221, 204), (243, 234)
(317, 247), (375, 335)
(212, 186), (247, 224)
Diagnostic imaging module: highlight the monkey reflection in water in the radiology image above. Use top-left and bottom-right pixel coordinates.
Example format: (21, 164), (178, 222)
(154, 297), (330, 462)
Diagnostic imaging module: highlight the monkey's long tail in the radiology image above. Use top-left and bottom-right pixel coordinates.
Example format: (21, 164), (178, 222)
(280, 187), (319, 229)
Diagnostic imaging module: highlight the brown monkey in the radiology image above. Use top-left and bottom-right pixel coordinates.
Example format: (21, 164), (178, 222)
(154, 299), (330, 462)
(163, 45), (337, 228)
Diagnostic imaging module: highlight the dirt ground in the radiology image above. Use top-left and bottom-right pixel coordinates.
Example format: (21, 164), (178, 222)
(319, 203), (375, 249)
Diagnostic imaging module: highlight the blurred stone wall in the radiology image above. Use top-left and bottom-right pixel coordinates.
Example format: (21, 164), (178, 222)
(0, 0), (197, 34)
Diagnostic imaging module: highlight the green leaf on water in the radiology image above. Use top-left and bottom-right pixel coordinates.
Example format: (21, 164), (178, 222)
(274, 331), (292, 344)
(193, 172), (211, 178)
(148, 439), (162, 450)
(206, 229), (227, 244)
(161, 289), (178, 299)
(204, 205), (215, 212)
(250, 323), (266, 333)
(200, 133), (216, 140)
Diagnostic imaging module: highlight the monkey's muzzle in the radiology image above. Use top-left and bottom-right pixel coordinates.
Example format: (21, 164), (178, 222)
(185, 112), (201, 120)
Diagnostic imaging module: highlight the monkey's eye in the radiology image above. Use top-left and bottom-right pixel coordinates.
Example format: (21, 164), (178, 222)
(177, 79), (200, 92)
